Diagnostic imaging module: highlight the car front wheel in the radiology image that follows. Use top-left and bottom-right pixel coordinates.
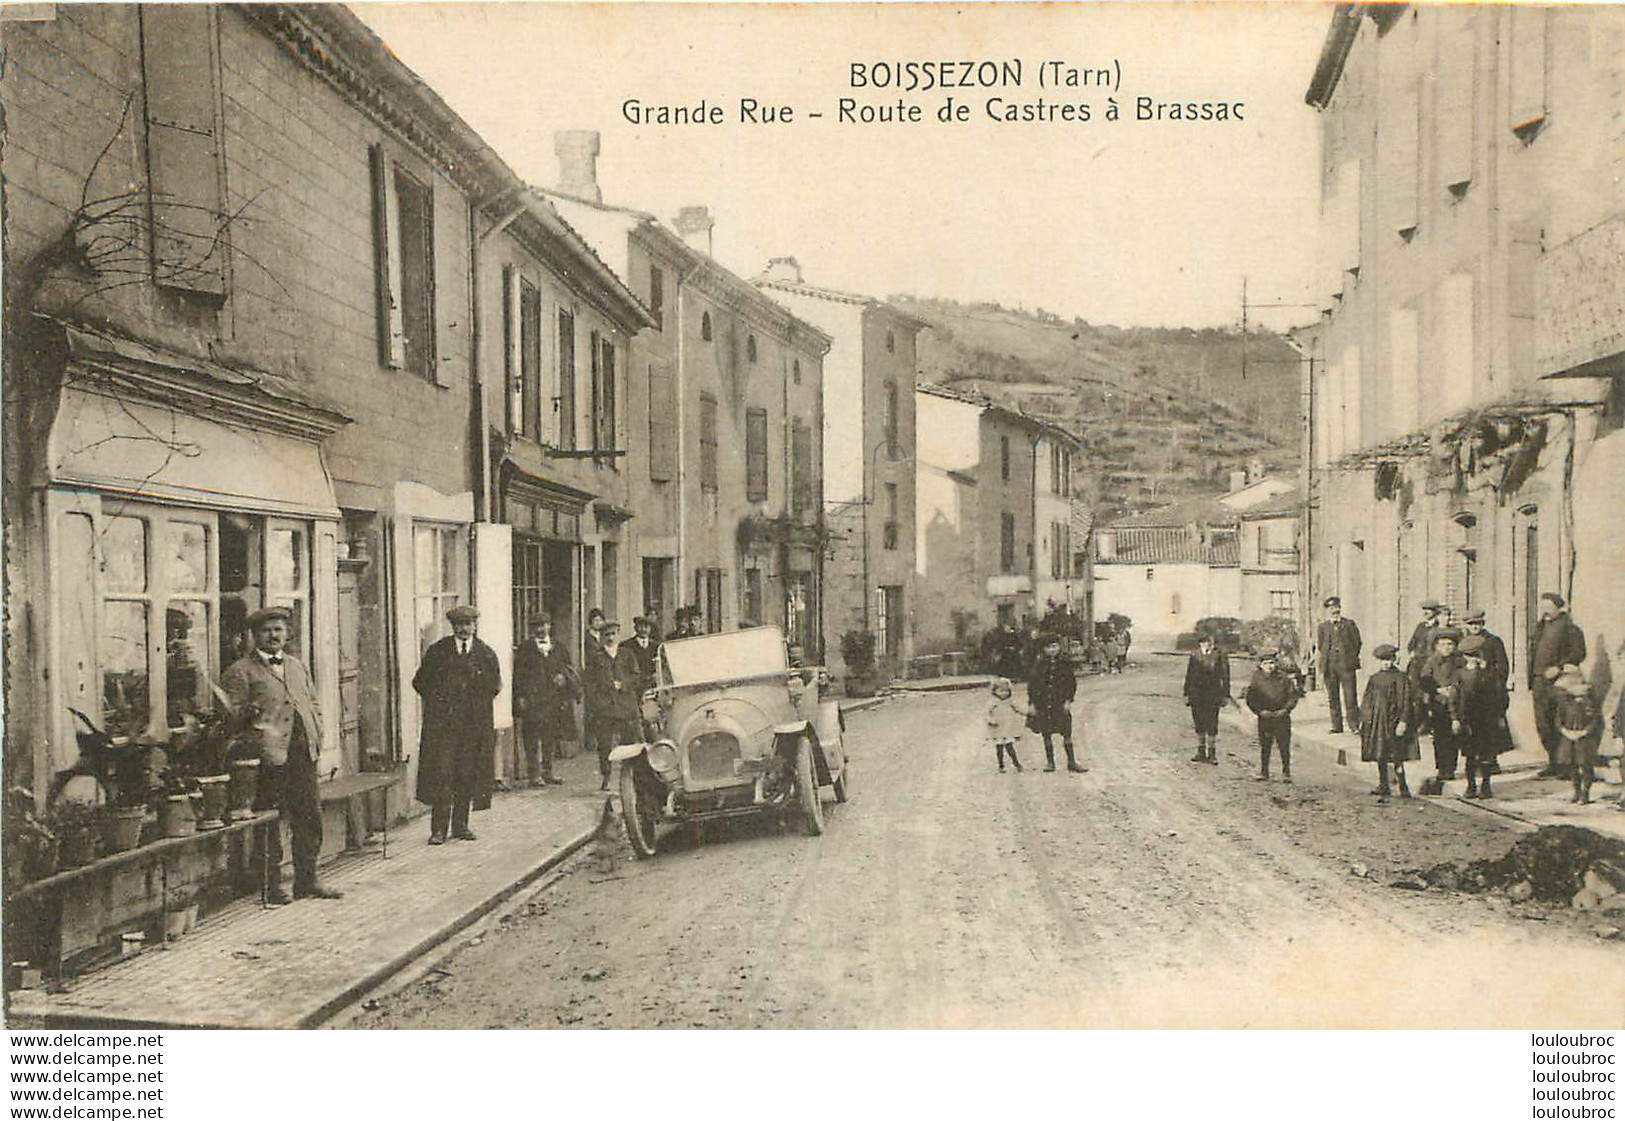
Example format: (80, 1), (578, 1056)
(620, 762), (660, 858)
(796, 736), (825, 836)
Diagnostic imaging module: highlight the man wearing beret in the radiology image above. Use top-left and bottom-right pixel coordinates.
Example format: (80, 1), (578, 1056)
(1530, 592), (1587, 778)
(1315, 596), (1363, 735)
(414, 604), (501, 844)
(221, 606), (341, 903)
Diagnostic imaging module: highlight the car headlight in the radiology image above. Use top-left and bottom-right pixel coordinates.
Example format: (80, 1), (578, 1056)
(646, 740), (680, 773)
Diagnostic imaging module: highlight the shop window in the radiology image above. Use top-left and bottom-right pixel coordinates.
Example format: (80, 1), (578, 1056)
(413, 524), (466, 655)
(69, 500), (309, 742)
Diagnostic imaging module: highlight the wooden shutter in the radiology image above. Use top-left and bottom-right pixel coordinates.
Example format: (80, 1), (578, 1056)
(371, 146), (405, 369)
(502, 265), (519, 432)
(648, 363), (675, 481)
(521, 281), (542, 439)
(557, 310), (576, 449)
(746, 408), (769, 501)
(600, 339), (617, 452)
(140, 5), (225, 297)
(589, 330), (602, 452)
(791, 422), (811, 518)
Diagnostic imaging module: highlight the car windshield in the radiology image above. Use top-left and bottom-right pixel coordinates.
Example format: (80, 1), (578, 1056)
(660, 626), (788, 687)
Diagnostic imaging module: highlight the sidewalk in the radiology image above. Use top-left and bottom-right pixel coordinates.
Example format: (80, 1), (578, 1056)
(5, 751), (605, 1029)
(1221, 698), (1625, 843)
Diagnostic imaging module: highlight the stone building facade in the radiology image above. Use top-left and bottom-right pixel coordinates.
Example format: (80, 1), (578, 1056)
(1299, 5), (1625, 738)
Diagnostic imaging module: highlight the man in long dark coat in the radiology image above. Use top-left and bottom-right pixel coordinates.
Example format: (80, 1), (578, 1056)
(584, 611), (638, 790)
(1359, 644), (1418, 801)
(414, 604), (500, 844)
(1028, 633), (1085, 773)
(1530, 592), (1587, 778)
(513, 612), (575, 787)
(1315, 595), (1363, 734)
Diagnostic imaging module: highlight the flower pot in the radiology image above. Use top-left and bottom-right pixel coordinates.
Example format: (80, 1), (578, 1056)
(195, 775), (229, 830)
(228, 759), (261, 820)
(99, 807), (146, 854)
(159, 794), (196, 838)
(59, 826), (98, 869)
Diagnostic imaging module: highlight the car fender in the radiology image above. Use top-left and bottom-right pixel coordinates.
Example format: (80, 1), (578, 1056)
(773, 721), (834, 785)
(607, 741), (648, 764)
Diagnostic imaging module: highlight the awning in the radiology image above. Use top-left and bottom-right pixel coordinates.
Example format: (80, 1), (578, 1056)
(49, 387), (341, 519)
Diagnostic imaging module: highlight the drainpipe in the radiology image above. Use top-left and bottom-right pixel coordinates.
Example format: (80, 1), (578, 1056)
(1029, 431), (1041, 621)
(468, 199), (490, 522)
(675, 261), (689, 622)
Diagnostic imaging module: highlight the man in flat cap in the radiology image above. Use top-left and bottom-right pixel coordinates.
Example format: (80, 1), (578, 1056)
(1461, 609), (1509, 693)
(221, 606), (341, 902)
(413, 604), (500, 844)
(1530, 592), (1587, 778)
(1406, 601), (1445, 669)
(1315, 595), (1363, 735)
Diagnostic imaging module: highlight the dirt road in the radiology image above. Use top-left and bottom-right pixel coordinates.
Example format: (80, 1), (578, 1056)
(346, 664), (1624, 1029)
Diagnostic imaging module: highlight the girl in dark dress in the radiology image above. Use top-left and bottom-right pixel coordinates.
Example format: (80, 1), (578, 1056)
(1455, 634), (1514, 799)
(1359, 644), (1418, 801)
(1183, 634), (1231, 765)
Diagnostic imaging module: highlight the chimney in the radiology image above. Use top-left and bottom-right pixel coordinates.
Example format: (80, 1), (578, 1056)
(1096, 529), (1117, 560)
(554, 130), (601, 203)
(763, 256), (803, 284)
(674, 206), (714, 255)
(1247, 456), (1266, 485)
(1228, 469), (1247, 494)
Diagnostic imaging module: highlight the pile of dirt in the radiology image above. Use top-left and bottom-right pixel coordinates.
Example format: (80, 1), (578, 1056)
(1400, 826), (1625, 902)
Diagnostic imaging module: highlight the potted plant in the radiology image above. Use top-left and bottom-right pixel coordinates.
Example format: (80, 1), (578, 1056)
(5, 787), (59, 884)
(50, 800), (101, 869)
(839, 629), (880, 698)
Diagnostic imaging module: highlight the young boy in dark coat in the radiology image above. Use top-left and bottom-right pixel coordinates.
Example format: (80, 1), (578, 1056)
(1555, 669), (1603, 804)
(1456, 634), (1514, 799)
(1183, 633), (1231, 765)
(1027, 634), (1086, 773)
(1244, 650), (1301, 783)
(1359, 644), (1417, 801)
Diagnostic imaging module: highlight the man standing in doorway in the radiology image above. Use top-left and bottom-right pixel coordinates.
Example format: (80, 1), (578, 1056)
(1316, 596), (1363, 734)
(414, 605), (500, 844)
(222, 606), (342, 903)
(1530, 592), (1587, 778)
(513, 613), (574, 787)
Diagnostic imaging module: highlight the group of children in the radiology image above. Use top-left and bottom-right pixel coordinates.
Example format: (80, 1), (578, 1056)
(1180, 633), (1301, 782)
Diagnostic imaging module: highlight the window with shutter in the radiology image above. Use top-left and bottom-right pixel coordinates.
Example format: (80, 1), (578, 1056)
(140, 6), (226, 299)
(700, 394), (719, 492)
(649, 264), (665, 331)
(1001, 512), (1016, 573)
(503, 266), (520, 432)
(648, 363), (675, 481)
(746, 408), (769, 501)
(598, 337), (617, 455)
(791, 422), (812, 520)
(557, 310), (577, 449)
(521, 280), (542, 439)
(371, 153), (437, 381)
(884, 381), (899, 458)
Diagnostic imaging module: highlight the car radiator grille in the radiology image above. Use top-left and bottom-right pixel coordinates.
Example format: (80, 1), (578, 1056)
(687, 732), (742, 783)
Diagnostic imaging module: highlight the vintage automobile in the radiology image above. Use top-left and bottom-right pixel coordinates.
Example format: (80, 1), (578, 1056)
(608, 625), (848, 857)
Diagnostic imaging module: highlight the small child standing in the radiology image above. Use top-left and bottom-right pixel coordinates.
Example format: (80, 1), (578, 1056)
(985, 678), (1027, 773)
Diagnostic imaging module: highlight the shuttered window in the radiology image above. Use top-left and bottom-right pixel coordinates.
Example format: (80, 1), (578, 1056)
(1000, 512), (1016, 573)
(557, 310), (576, 449)
(371, 147), (438, 381)
(502, 268), (542, 439)
(700, 394), (719, 491)
(790, 422), (812, 520)
(648, 363), (675, 481)
(649, 264), (665, 331)
(595, 336), (617, 454)
(746, 407), (769, 501)
(140, 5), (226, 298)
